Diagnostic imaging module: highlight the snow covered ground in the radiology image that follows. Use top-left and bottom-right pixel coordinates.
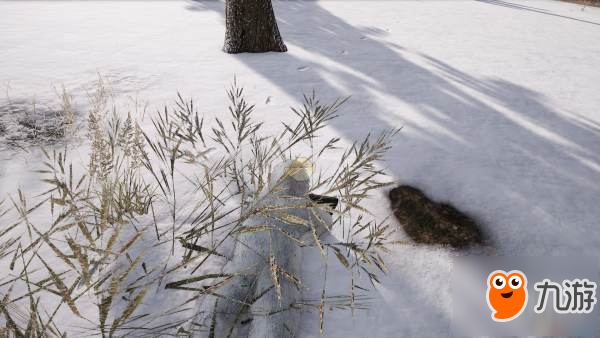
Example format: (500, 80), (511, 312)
(1, 0), (600, 336)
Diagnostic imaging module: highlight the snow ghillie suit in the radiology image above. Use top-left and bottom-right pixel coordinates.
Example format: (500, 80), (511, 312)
(196, 159), (332, 337)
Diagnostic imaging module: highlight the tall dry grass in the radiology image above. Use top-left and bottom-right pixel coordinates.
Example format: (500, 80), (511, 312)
(0, 78), (400, 337)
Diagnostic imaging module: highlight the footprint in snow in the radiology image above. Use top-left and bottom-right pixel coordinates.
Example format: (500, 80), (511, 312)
(339, 49), (348, 55)
(359, 36), (368, 40)
(265, 96), (272, 104)
(297, 66), (309, 72)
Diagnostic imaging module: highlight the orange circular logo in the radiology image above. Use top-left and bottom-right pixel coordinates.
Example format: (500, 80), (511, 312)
(486, 270), (528, 322)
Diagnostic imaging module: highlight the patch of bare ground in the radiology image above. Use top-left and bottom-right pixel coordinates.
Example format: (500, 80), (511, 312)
(389, 185), (486, 249)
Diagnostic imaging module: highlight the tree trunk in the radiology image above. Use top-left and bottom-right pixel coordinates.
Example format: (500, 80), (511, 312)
(223, 0), (287, 53)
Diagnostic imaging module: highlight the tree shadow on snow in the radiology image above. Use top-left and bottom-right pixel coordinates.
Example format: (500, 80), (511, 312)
(475, 0), (600, 26)
(187, 0), (600, 336)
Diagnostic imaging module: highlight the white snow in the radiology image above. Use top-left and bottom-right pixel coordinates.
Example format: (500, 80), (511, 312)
(1, 0), (600, 336)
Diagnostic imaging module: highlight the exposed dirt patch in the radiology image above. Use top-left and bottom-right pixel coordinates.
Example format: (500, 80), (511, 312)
(0, 99), (72, 148)
(389, 185), (485, 248)
(560, 0), (600, 7)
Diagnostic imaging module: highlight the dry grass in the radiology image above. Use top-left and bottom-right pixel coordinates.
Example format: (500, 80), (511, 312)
(0, 86), (77, 150)
(0, 78), (399, 336)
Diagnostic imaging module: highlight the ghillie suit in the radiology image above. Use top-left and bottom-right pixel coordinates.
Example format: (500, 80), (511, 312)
(196, 159), (334, 337)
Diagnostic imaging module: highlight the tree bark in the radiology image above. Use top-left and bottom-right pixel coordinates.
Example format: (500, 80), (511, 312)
(223, 0), (287, 53)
